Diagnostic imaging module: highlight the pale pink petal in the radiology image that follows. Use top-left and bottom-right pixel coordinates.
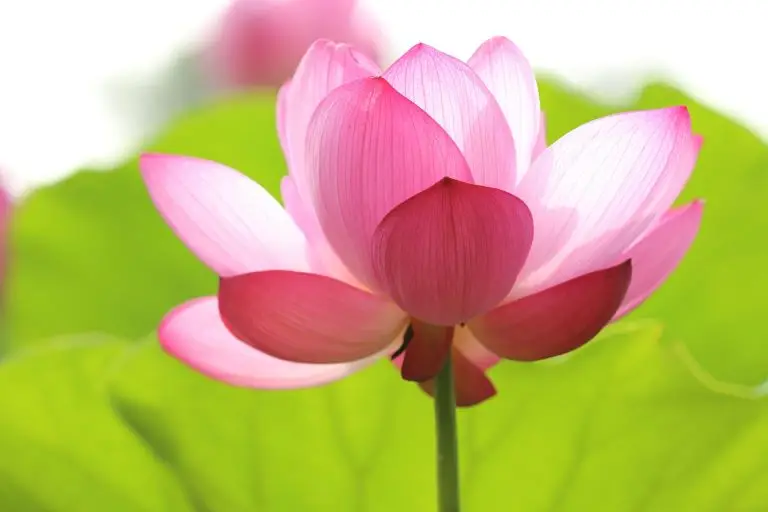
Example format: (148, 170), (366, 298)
(384, 43), (516, 189)
(532, 111), (547, 160)
(276, 80), (292, 165)
(371, 178), (533, 326)
(160, 296), (380, 389)
(281, 176), (362, 285)
(468, 37), (540, 181)
(218, 270), (407, 363)
(140, 154), (307, 276)
(306, 78), (474, 287)
(454, 326), (500, 371)
(614, 201), (703, 319)
(515, 107), (697, 290)
(471, 261), (632, 361)
(284, 39), (380, 202)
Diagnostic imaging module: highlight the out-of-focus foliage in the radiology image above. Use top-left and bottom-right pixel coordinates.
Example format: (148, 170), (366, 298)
(2, 79), (767, 510)
(1, 324), (767, 511)
(0, 336), (194, 511)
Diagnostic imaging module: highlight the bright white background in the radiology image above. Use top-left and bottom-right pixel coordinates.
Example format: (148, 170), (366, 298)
(0, 0), (765, 194)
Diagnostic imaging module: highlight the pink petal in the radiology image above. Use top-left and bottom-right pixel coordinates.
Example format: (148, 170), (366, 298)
(454, 326), (500, 371)
(532, 111), (547, 160)
(140, 154), (307, 276)
(401, 321), (454, 382)
(515, 107), (697, 290)
(471, 261), (632, 361)
(468, 37), (540, 181)
(383, 43), (517, 189)
(160, 296), (379, 389)
(418, 349), (497, 407)
(306, 77), (474, 287)
(283, 39), (380, 203)
(615, 201), (703, 319)
(276, 80), (292, 166)
(281, 176), (362, 285)
(218, 270), (407, 363)
(371, 178), (533, 326)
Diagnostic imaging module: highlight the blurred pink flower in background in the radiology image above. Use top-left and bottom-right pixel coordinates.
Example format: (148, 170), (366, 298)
(208, 0), (383, 89)
(141, 38), (703, 407)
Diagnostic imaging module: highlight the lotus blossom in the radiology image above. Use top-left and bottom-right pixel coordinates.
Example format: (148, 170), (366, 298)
(141, 37), (703, 406)
(208, 0), (383, 89)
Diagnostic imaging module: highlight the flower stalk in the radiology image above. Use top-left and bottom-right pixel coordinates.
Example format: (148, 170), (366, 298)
(434, 352), (460, 512)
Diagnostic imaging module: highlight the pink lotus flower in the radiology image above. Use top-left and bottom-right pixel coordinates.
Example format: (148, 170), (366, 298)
(208, 0), (382, 89)
(141, 37), (703, 406)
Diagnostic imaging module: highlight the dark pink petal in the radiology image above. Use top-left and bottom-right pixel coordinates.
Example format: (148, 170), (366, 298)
(615, 201), (703, 319)
(283, 40), (380, 201)
(140, 154), (307, 276)
(418, 349), (497, 407)
(384, 43), (517, 189)
(470, 261), (632, 361)
(516, 107), (698, 290)
(371, 178), (533, 326)
(401, 321), (454, 382)
(468, 36), (540, 180)
(218, 270), (406, 363)
(160, 297), (379, 389)
(306, 78), (474, 287)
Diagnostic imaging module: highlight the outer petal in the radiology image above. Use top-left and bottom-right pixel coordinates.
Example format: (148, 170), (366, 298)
(283, 39), (380, 200)
(160, 297), (379, 389)
(306, 78), (474, 287)
(471, 261), (632, 361)
(218, 270), (407, 363)
(516, 107), (697, 290)
(532, 112), (547, 160)
(468, 37), (540, 181)
(418, 349), (497, 407)
(400, 321), (454, 382)
(371, 178), (533, 326)
(281, 176), (361, 286)
(454, 326), (500, 371)
(383, 43), (517, 189)
(276, 80), (292, 165)
(140, 154), (307, 276)
(614, 201), (703, 319)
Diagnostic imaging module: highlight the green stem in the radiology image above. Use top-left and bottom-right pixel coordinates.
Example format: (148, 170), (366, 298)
(434, 353), (460, 512)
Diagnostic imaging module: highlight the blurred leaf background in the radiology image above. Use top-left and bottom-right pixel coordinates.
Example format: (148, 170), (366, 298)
(1, 0), (768, 505)
(0, 76), (766, 511)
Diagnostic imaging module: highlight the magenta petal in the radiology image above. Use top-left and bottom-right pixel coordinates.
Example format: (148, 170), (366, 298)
(218, 270), (406, 363)
(306, 77), (474, 287)
(471, 261), (632, 361)
(371, 178), (533, 326)
(615, 201), (703, 319)
(384, 43), (516, 189)
(160, 297), (378, 389)
(468, 37), (540, 180)
(140, 154), (307, 276)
